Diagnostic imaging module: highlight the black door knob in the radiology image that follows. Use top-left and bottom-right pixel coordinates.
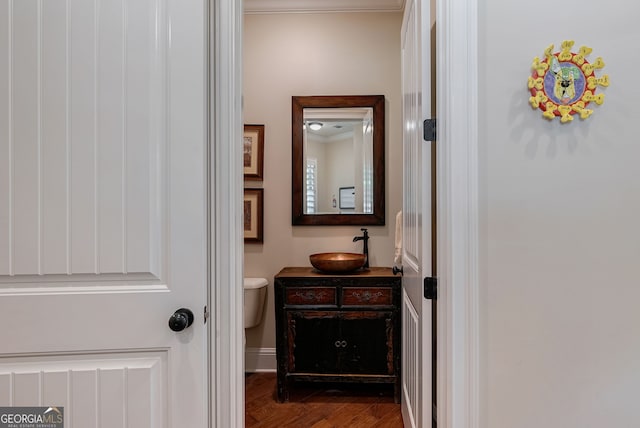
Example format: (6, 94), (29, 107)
(168, 308), (194, 332)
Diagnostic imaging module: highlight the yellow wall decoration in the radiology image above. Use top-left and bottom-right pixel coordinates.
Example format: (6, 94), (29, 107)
(528, 40), (609, 123)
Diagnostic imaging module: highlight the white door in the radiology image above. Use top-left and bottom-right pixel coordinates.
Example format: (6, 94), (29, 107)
(401, 0), (433, 426)
(0, 0), (208, 426)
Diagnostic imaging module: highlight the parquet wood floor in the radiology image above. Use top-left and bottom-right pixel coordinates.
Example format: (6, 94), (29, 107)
(245, 372), (403, 428)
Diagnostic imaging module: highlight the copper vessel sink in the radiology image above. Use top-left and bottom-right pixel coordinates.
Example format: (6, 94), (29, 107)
(309, 252), (366, 273)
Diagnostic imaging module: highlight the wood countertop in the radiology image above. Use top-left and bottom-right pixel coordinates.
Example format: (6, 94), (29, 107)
(275, 266), (396, 278)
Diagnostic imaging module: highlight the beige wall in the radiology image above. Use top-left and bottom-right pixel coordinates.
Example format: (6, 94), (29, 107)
(243, 12), (403, 349)
(479, 1), (640, 426)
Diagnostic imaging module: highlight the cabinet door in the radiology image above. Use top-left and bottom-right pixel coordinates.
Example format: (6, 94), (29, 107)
(288, 311), (340, 373)
(287, 310), (394, 376)
(340, 311), (394, 375)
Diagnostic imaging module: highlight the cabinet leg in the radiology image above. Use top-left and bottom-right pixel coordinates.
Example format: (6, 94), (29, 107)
(276, 375), (288, 403)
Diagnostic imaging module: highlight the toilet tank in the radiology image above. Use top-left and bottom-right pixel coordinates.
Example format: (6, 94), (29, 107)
(244, 277), (268, 328)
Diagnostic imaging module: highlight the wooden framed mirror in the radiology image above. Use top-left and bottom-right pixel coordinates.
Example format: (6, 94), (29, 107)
(292, 95), (385, 226)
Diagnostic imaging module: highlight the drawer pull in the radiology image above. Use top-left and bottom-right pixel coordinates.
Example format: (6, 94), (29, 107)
(295, 290), (327, 301)
(352, 290), (383, 302)
(334, 340), (348, 348)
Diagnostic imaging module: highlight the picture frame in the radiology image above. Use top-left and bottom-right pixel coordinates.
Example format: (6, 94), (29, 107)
(243, 124), (264, 180)
(244, 188), (264, 243)
(339, 186), (355, 209)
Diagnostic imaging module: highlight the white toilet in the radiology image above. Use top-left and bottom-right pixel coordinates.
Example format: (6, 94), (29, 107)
(244, 277), (268, 329)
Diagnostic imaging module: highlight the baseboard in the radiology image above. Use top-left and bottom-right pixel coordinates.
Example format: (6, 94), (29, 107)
(245, 347), (277, 373)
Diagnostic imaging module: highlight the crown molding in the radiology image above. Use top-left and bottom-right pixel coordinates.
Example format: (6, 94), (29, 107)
(244, 0), (405, 14)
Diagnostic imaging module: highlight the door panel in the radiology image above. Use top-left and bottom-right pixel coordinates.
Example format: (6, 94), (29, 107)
(0, 0), (208, 426)
(1, 353), (164, 428)
(289, 312), (340, 373)
(340, 312), (391, 374)
(401, 0), (433, 426)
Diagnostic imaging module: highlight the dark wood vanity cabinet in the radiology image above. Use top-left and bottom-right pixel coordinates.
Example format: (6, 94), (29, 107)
(274, 267), (401, 403)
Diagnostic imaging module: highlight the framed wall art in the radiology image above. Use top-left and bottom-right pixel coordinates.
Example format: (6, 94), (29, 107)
(339, 186), (355, 210)
(243, 124), (264, 180)
(244, 188), (264, 243)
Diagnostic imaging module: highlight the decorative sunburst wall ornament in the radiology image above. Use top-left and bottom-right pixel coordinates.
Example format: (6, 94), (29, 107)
(528, 40), (609, 123)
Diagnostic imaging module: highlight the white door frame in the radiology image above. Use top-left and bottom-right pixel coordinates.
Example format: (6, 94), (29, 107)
(211, 0), (481, 426)
(210, 0), (245, 426)
(435, 0), (480, 427)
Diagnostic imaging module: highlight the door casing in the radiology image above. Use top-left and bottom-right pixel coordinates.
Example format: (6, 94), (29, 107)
(434, 0), (481, 427)
(209, 0), (245, 426)
(212, 0), (481, 426)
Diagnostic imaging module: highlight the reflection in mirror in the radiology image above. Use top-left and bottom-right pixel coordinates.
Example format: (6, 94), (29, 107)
(304, 108), (373, 214)
(292, 95), (385, 226)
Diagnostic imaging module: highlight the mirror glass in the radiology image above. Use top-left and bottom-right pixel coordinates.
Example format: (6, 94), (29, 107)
(292, 95), (385, 225)
(304, 108), (373, 214)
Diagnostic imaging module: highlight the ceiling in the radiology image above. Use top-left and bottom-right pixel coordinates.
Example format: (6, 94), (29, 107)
(244, 0), (405, 14)
(306, 120), (357, 139)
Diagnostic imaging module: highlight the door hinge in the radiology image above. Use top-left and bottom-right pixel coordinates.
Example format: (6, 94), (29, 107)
(423, 118), (436, 142)
(424, 277), (437, 300)
(204, 305), (209, 324)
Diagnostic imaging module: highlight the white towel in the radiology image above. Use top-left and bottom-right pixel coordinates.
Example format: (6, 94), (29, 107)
(393, 211), (402, 267)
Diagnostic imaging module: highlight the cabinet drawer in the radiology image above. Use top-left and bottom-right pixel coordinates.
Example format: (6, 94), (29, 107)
(285, 287), (336, 306)
(342, 287), (393, 306)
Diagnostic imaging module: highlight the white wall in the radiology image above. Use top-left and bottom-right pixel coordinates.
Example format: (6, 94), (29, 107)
(326, 136), (355, 211)
(479, 1), (640, 427)
(243, 12), (402, 350)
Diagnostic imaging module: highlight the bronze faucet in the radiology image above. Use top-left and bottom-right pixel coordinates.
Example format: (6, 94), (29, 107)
(353, 228), (370, 268)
